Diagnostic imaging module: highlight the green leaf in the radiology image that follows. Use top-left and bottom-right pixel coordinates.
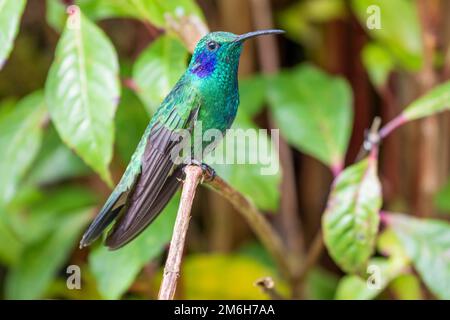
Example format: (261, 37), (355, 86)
(362, 42), (395, 88)
(0, 218), (22, 266)
(0, 0), (26, 69)
(305, 267), (339, 300)
(335, 257), (406, 300)
(115, 88), (149, 163)
(74, 0), (205, 27)
(45, 12), (120, 185)
(5, 207), (92, 299)
(26, 126), (91, 186)
(277, 0), (345, 46)
(9, 186), (97, 245)
(402, 81), (450, 122)
(435, 180), (450, 213)
(46, 0), (67, 32)
(89, 194), (179, 300)
(322, 155), (381, 273)
(182, 254), (287, 299)
(268, 64), (353, 171)
(239, 76), (267, 117)
(351, 0), (423, 70)
(387, 213), (450, 299)
(0, 91), (47, 206)
(0, 97), (17, 120)
(133, 35), (187, 114)
(205, 115), (281, 211)
(389, 274), (423, 300)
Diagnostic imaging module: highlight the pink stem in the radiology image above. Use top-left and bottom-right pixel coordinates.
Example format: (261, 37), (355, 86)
(379, 114), (408, 139)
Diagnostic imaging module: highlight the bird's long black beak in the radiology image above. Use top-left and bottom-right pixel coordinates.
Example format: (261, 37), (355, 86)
(234, 29), (285, 42)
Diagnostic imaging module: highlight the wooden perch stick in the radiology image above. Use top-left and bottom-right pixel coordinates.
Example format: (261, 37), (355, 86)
(158, 165), (294, 300)
(205, 175), (293, 280)
(158, 165), (203, 300)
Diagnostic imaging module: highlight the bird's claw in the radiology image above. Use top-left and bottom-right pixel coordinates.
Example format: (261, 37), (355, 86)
(186, 159), (216, 183)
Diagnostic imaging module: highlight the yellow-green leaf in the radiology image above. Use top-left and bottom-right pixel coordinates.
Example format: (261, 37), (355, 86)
(322, 155), (381, 273)
(0, 91), (47, 206)
(0, 0), (26, 69)
(387, 213), (450, 299)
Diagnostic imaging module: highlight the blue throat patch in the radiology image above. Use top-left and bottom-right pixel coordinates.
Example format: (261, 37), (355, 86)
(191, 51), (217, 78)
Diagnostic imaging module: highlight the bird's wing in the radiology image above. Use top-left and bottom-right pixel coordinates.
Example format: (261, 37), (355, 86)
(80, 82), (201, 249)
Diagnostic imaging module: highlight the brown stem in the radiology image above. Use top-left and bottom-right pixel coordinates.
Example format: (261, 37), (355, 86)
(158, 165), (203, 300)
(295, 231), (324, 284)
(255, 277), (285, 300)
(414, 0), (440, 217)
(205, 175), (294, 281)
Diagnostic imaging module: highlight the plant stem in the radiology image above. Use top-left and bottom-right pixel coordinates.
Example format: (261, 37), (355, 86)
(205, 175), (294, 281)
(379, 114), (407, 140)
(295, 230), (324, 284)
(255, 277), (285, 300)
(158, 165), (203, 300)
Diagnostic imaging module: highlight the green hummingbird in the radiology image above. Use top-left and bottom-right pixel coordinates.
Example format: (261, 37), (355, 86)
(80, 29), (284, 250)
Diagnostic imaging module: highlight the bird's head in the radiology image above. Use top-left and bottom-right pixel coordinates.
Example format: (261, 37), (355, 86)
(188, 30), (284, 79)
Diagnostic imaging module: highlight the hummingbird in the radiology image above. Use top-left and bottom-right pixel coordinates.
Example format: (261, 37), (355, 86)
(80, 29), (284, 250)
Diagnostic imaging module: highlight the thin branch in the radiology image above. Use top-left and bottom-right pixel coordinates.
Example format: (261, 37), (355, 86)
(379, 114), (407, 139)
(295, 231), (324, 284)
(255, 277), (285, 300)
(158, 165), (295, 299)
(205, 175), (294, 281)
(158, 165), (203, 300)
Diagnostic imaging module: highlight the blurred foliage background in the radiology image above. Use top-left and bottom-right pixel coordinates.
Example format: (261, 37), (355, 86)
(0, 0), (450, 300)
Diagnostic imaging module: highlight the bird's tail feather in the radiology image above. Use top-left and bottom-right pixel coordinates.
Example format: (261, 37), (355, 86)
(79, 190), (127, 248)
(105, 167), (183, 249)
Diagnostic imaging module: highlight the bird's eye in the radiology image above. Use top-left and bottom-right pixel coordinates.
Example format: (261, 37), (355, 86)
(207, 40), (219, 51)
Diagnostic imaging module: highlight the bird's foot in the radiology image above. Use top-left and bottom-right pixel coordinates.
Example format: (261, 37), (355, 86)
(186, 159), (216, 183)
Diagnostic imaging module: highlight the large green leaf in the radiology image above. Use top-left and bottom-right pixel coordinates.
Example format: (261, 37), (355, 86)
(351, 0), (423, 70)
(8, 186), (97, 245)
(335, 229), (409, 300)
(205, 115), (281, 211)
(132, 35), (187, 114)
(362, 42), (395, 88)
(89, 194), (179, 299)
(401, 81), (450, 121)
(239, 76), (267, 117)
(45, 11), (120, 185)
(0, 91), (47, 206)
(389, 274), (423, 300)
(5, 208), (92, 299)
(322, 155), (381, 273)
(277, 0), (345, 46)
(387, 213), (450, 299)
(0, 218), (22, 266)
(305, 267), (339, 300)
(46, 0), (67, 32)
(26, 126), (90, 186)
(0, 0), (26, 69)
(4, 187), (96, 299)
(267, 64), (353, 171)
(335, 257), (405, 300)
(75, 0), (205, 27)
(115, 88), (149, 163)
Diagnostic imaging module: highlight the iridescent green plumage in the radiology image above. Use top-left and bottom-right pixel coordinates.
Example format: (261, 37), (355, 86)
(80, 30), (284, 249)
